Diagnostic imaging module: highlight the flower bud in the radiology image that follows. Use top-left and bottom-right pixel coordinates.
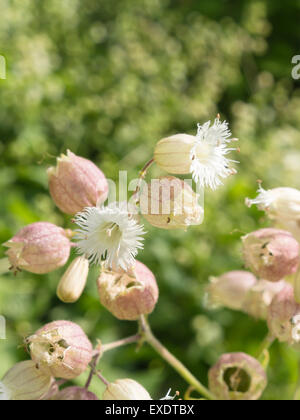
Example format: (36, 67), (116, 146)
(139, 176), (203, 230)
(207, 271), (257, 311)
(103, 379), (152, 400)
(48, 150), (108, 215)
(267, 284), (300, 346)
(243, 279), (286, 320)
(27, 321), (93, 379)
(57, 256), (89, 303)
(208, 353), (267, 400)
(0, 361), (52, 400)
(53, 386), (98, 400)
(242, 228), (299, 282)
(97, 261), (159, 320)
(4, 222), (72, 274)
(154, 134), (196, 175)
(246, 186), (300, 222)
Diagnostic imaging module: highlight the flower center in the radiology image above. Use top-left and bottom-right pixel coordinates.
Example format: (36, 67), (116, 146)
(100, 222), (122, 246)
(223, 367), (251, 393)
(28, 332), (70, 366)
(195, 143), (214, 163)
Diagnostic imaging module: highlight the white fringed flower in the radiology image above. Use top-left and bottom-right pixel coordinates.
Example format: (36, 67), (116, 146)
(190, 119), (238, 189)
(75, 202), (145, 270)
(154, 117), (238, 190)
(246, 185), (300, 221)
(246, 185), (275, 210)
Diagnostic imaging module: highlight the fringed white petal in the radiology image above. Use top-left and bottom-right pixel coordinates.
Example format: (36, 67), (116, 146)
(245, 185), (274, 209)
(190, 118), (238, 190)
(75, 202), (145, 270)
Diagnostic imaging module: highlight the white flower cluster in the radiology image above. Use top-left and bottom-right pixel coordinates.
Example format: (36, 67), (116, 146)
(75, 118), (238, 270)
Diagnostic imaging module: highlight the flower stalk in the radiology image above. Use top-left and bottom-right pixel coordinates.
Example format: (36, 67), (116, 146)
(139, 315), (216, 400)
(101, 334), (142, 353)
(85, 334), (142, 389)
(256, 333), (275, 364)
(133, 158), (155, 205)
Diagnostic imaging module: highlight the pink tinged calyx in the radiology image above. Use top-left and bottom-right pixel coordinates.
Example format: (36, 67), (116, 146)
(208, 352), (267, 401)
(242, 228), (299, 282)
(52, 386), (98, 400)
(4, 222), (72, 275)
(97, 260), (159, 321)
(206, 270), (257, 311)
(26, 320), (93, 380)
(243, 279), (287, 320)
(267, 284), (300, 346)
(48, 150), (108, 215)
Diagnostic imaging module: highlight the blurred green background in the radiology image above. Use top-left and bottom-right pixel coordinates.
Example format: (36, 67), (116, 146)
(1, 0), (300, 400)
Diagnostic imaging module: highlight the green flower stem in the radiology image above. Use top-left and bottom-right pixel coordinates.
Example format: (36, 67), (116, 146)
(96, 371), (110, 387)
(101, 334), (142, 353)
(85, 353), (101, 389)
(133, 158), (155, 204)
(139, 315), (216, 400)
(86, 334), (142, 388)
(256, 333), (275, 365)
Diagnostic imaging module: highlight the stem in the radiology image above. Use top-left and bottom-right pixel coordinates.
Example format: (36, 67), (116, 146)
(85, 343), (103, 389)
(56, 379), (67, 387)
(96, 371), (110, 386)
(256, 333), (275, 363)
(139, 315), (216, 400)
(0, 258), (10, 275)
(102, 334), (141, 353)
(132, 158), (155, 204)
(86, 334), (141, 389)
(85, 355), (99, 389)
